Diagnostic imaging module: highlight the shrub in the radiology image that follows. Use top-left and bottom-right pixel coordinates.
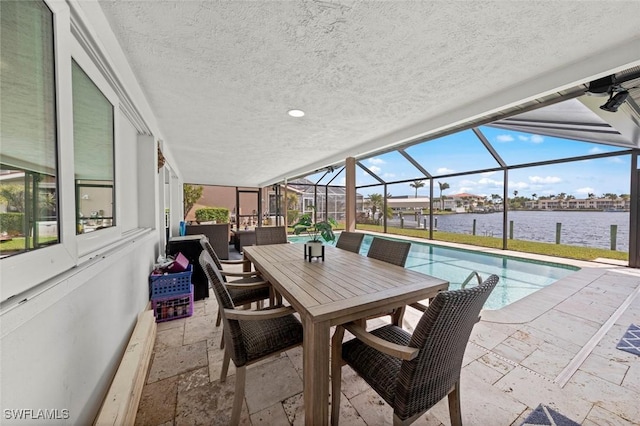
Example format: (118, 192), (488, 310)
(195, 207), (229, 223)
(356, 212), (377, 225)
(0, 213), (24, 235)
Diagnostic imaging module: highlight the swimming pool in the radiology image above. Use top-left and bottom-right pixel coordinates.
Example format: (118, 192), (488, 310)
(288, 233), (579, 310)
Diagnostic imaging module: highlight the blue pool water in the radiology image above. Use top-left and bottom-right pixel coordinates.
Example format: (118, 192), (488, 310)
(288, 233), (579, 310)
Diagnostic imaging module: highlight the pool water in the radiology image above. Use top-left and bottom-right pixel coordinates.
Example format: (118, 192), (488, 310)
(288, 233), (579, 310)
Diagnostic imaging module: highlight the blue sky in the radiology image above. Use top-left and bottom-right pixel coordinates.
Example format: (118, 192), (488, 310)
(308, 125), (632, 199)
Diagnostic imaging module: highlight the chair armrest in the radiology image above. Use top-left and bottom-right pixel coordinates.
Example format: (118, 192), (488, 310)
(224, 306), (296, 320)
(220, 259), (251, 266)
(221, 270), (261, 278)
(224, 280), (269, 290)
(343, 322), (419, 361)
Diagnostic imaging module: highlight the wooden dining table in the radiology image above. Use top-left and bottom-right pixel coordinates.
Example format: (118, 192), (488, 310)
(243, 242), (449, 425)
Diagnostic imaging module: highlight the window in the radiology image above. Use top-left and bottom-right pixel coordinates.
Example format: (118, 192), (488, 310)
(0, 0), (58, 258)
(303, 197), (315, 212)
(71, 60), (115, 234)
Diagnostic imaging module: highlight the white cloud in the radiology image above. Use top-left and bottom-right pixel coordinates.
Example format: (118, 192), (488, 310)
(607, 157), (624, 164)
(481, 171), (497, 177)
(368, 158), (385, 165)
(529, 175), (562, 184)
(436, 167), (454, 174)
(588, 147), (603, 154)
(478, 177), (502, 186)
(496, 134), (514, 143)
(382, 173), (396, 179)
(369, 166), (381, 174)
(458, 187), (473, 194)
(513, 134), (543, 143)
(509, 181), (529, 190)
(576, 187), (595, 194)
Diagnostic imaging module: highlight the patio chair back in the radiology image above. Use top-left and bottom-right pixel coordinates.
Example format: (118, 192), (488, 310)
(200, 237), (224, 271)
(335, 232), (365, 254)
(255, 226), (288, 245)
(396, 274), (499, 420)
(199, 252), (248, 366)
(367, 237), (411, 266)
(335, 274), (499, 425)
(200, 251), (303, 425)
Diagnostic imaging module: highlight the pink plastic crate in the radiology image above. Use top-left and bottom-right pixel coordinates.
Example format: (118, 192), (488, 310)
(151, 285), (193, 322)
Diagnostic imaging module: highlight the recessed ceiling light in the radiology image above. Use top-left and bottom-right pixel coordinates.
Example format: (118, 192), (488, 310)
(287, 109), (305, 118)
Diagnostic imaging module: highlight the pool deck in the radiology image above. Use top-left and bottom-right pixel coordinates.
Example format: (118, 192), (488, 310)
(135, 238), (640, 425)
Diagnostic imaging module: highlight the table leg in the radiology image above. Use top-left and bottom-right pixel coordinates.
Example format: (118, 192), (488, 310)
(242, 253), (251, 273)
(303, 317), (330, 425)
(391, 306), (406, 326)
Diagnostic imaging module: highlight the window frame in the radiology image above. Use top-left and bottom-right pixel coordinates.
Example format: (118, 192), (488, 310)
(70, 35), (121, 260)
(0, 0), (76, 301)
(1, 0), (126, 301)
(70, 57), (116, 238)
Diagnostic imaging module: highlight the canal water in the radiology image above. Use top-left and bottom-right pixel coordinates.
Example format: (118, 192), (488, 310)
(389, 211), (630, 251)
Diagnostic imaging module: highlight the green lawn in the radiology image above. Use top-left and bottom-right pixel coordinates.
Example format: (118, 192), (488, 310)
(4, 227), (628, 263)
(0, 237), (58, 254)
(355, 224), (628, 262)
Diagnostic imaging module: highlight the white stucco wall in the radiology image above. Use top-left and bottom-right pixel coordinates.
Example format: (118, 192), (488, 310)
(0, 1), (180, 423)
(0, 232), (156, 424)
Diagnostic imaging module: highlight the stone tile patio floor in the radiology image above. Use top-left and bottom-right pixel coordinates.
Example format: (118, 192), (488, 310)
(136, 256), (640, 425)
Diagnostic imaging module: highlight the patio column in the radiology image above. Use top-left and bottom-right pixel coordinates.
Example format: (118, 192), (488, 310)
(345, 157), (356, 231)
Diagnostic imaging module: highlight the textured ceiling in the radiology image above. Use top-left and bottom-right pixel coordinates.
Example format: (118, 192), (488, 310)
(96, 1), (640, 187)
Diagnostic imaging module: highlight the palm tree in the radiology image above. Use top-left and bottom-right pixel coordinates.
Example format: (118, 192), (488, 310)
(286, 193), (299, 210)
(39, 191), (57, 218)
(588, 193), (595, 199)
(490, 193), (502, 210)
(183, 184), (203, 217)
(0, 184), (26, 212)
(438, 181), (450, 210)
(369, 193), (383, 223)
(531, 193), (537, 201)
(511, 190), (520, 209)
(409, 180), (425, 198)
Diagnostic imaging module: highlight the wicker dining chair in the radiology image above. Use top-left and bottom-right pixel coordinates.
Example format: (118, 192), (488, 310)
(255, 226), (288, 245)
(331, 274), (499, 426)
(335, 231), (365, 254)
(367, 236), (411, 267)
(200, 240), (272, 348)
(199, 252), (303, 425)
(365, 237), (412, 325)
(199, 237), (254, 277)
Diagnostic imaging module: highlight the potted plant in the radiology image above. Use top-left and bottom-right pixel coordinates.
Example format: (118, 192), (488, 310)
(290, 207), (337, 259)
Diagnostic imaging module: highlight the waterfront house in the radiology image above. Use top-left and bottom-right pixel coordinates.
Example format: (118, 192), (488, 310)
(524, 196), (631, 211)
